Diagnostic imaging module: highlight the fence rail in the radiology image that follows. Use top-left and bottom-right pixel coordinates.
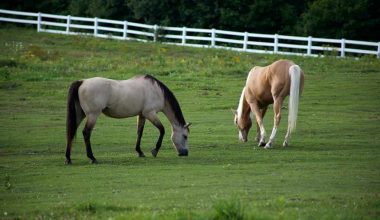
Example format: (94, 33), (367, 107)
(1, 9), (379, 58)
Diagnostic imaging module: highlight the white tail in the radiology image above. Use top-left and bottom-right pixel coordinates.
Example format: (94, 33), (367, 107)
(288, 65), (301, 134)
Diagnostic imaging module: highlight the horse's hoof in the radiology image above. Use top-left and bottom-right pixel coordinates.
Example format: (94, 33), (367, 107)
(282, 141), (288, 147)
(91, 159), (98, 164)
(255, 135), (261, 143)
(65, 159), (72, 165)
(258, 141), (266, 147)
(151, 149), (158, 157)
(138, 153), (146, 158)
(264, 143), (272, 149)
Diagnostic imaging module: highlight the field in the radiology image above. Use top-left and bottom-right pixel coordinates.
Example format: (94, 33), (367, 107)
(0, 27), (380, 219)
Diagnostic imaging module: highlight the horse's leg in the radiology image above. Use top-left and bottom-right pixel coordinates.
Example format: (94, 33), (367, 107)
(145, 112), (165, 157)
(249, 102), (266, 147)
(255, 122), (260, 143)
(82, 113), (99, 164)
(265, 97), (284, 148)
(283, 128), (291, 147)
(255, 107), (268, 143)
(135, 115), (146, 157)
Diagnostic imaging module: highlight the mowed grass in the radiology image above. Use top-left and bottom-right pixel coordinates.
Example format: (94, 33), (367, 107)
(0, 27), (379, 219)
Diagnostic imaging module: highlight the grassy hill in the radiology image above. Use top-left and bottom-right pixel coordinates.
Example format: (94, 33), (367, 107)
(0, 27), (379, 219)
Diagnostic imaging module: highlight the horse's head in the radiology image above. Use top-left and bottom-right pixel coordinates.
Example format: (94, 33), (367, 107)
(234, 110), (252, 142)
(171, 123), (191, 156)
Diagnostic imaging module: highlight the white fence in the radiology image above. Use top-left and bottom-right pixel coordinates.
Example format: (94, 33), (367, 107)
(1, 9), (379, 58)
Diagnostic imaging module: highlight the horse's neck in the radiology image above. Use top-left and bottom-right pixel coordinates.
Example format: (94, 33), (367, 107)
(163, 104), (182, 129)
(237, 87), (251, 119)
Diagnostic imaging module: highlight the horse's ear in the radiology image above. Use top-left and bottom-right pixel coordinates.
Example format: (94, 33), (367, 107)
(184, 123), (192, 129)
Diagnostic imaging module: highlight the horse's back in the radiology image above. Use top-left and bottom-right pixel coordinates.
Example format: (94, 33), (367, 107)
(78, 76), (165, 118)
(246, 60), (296, 105)
(114, 77), (165, 116)
(269, 60), (296, 80)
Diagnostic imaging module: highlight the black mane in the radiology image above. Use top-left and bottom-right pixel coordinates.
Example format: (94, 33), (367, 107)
(144, 74), (186, 126)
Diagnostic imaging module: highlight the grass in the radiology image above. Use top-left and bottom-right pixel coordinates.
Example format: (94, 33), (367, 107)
(0, 26), (380, 219)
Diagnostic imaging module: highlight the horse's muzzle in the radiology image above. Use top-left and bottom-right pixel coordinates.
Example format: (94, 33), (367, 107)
(239, 131), (248, 142)
(178, 149), (188, 156)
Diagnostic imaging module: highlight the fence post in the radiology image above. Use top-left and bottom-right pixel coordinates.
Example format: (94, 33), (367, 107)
(274, 34), (278, 53)
(243, 32), (248, 51)
(153, 24), (158, 42)
(37, 12), (41, 32)
(66, 15), (71, 34)
(341, 38), (345, 57)
(94, 17), (98, 37)
(377, 42), (380, 58)
(211, 28), (216, 47)
(307, 36), (312, 56)
(182, 27), (186, 45)
(123, 21), (128, 39)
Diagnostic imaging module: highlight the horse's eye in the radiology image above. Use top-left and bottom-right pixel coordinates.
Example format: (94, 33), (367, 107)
(183, 135), (188, 140)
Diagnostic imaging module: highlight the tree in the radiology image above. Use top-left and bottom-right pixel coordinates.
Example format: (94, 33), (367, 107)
(68, 0), (131, 20)
(1, 0), (378, 41)
(300, 0), (380, 40)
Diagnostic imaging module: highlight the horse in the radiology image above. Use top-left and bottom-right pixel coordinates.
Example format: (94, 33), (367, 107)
(65, 74), (191, 164)
(234, 59), (304, 148)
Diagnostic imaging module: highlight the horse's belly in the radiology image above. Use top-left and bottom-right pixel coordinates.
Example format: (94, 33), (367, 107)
(102, 104), (141, 118)
(257, 91), (274, 106)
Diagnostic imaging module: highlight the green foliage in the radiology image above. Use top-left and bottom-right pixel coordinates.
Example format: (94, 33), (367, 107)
(0, 66), (11, 80)
(0, 27), (380, 219)
(213, 198), (245, 220)
(4, 174), (12, 190)
(299, 0), (380, 40)
(1, 0), (379, 40)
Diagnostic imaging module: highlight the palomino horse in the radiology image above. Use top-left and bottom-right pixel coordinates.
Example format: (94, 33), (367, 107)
(234, 59), (304, 148)
(66, 74), (191, 164)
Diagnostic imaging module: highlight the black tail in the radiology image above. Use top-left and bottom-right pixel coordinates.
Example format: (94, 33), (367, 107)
(66, 80), (83, 143)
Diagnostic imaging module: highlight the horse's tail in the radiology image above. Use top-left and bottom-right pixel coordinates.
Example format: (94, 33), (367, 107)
(288, 65), (301, 134)
(66, 80), (84, 163)
(67, 80), (84, 141)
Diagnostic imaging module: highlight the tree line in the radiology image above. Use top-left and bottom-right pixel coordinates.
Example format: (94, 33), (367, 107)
(1, 0), (379, 41)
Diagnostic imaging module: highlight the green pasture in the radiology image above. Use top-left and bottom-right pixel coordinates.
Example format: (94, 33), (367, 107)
(0, 27), (379, 219)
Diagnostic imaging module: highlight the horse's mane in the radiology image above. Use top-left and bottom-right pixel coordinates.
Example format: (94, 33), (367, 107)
(237, 86), (246, 119)
(144, 74), (186, 126)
